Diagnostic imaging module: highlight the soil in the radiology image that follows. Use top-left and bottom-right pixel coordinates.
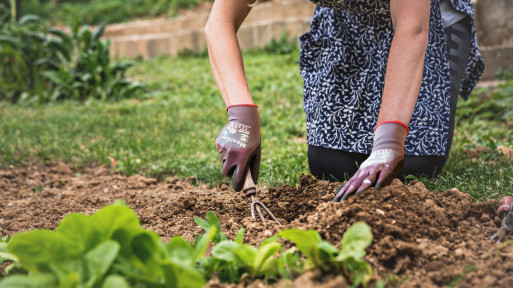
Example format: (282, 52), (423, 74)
(2, 162), (513, 287)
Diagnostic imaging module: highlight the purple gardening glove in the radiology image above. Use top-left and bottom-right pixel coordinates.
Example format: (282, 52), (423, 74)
(333, 122), (408, 202)
(215, 105), (261, 192)
(491, 196), (513, 243)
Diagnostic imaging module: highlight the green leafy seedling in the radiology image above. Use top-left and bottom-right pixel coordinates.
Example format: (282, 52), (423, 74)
(211, 234), (281, 281)
(277, 247), (303, 280)
(101, 275), (131, 288)
(278, 229), (338, 271)
(163, 215), (217, 288)
(335, 222), (373, 287)
(194, 211), (227, 244)
(1, 202), (204, 288)
(279, 223), (374, 287)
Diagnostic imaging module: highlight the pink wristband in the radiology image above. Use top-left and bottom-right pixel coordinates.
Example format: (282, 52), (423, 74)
(226, 104), (259, 111)
(374, 120), (410, 134)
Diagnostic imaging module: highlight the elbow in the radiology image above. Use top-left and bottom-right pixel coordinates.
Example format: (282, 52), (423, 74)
(204, 21), (212, 38)
(204, 20), (229, 43)
(204, 18), (218, 40)
(413, 25), (429, 49)
(395, 24), (429, 50)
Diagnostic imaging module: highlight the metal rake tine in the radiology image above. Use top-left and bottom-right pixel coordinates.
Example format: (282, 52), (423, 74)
(251, 196), (282, 225)
(255, 204), (264, 221)
(251, 200), (265, 222)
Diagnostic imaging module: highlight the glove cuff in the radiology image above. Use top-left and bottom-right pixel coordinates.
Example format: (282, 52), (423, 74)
(372, 122), (407, 154)
(226, 104), (258, 111)
(374, 120), (409, 134)
(226, 105), (260, 136)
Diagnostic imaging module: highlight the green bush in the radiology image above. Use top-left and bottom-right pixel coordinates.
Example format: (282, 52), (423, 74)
(17, 0), (212, 26)
(42, 20), (144, 101)
(264, 32), (299, 55)
(0, 3), (9, 23)
(0, 14), (58, 102)
(0, 13), (144, 103)
(490, 77), (513, 120)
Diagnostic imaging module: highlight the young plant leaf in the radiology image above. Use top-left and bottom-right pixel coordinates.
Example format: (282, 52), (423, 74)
(253, 242), (281, 276)
(337, 222), (373, 262)
(278, 229), (322, 255)
(194, 217), (209, 231)
(278, 247), (303, 279)
(123, 231), (165, 282)
(101, 275), (130, 288)
(261, 235), (278, 246)
(56, 213), (103, 253)
(162, 259), (205, 288)
(48, 260), (84, 287)
(0, 274), (56, 288)
(7, 230), (80, 269)
(211, 241), (242, 264)
(235, 228), (245, 244)
(212, 240), (256, 268)
(192, 227), (216, 262)
(57, 272), (80, 288)
(194, 211), (227, 244)
(319, 241), (339, 257)
(84, 240), (120, 288)
(166, 236), (194, 265)
(131, 232), (162, 264)
(0, 249), (17, 263)
(90, 204), (141, 241)
(278, 229), (329, 270)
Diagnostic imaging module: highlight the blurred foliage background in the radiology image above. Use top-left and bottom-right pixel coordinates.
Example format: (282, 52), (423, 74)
(0, 1), (144, 103)
(2, 0), (212, 25)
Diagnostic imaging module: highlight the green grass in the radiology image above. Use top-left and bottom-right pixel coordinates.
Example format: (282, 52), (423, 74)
(418, 87), (513, 199)
(0, 51), (308, 187)
(16, 0), (212, 26)
(0, 50), (512, 199)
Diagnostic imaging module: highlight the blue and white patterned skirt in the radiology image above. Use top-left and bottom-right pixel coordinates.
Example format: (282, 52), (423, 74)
(300, 0), (484, 156)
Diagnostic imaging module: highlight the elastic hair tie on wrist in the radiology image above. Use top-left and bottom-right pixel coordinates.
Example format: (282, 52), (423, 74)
(374, 120), (410, 134)
(226, 104), (259, 111)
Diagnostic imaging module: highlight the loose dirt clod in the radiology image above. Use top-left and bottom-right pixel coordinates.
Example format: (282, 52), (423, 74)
(1, 163), (513, 287)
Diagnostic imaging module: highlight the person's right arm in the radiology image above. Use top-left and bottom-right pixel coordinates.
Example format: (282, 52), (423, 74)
(205, 0), (254, 106)
(206, 0), (261, 191)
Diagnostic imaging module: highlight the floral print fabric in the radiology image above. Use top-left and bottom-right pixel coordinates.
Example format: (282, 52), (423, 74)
(300, 0), (484, 156)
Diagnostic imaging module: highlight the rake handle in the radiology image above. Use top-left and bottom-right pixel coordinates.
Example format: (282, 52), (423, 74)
(243, 168), (257, 197)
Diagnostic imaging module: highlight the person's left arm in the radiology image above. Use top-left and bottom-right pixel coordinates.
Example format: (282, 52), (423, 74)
(334, 0), (431, 201)
(378, 0), (431, 124)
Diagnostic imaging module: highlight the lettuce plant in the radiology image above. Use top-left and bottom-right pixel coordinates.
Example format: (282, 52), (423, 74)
(195, 212), (284, 283)
(210, 236), (282, 282)
(0, 204), (374, 287)
(0, 201), (211, 288)
(279, 222), (373, 287)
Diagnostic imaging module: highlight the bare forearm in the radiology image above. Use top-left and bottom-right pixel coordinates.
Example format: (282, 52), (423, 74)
(377, 0), (430, 125)
(205, 0), (253, 107)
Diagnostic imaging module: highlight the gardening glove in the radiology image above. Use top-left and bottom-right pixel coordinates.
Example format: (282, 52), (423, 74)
(334, 121), (408, 202)
(216, 105), (261, 192)
(492, 196), (513, 243)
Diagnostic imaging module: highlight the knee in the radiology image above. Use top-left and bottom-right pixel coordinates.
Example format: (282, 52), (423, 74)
(307, 145), (365, 182)
(402, 155), (449, 179)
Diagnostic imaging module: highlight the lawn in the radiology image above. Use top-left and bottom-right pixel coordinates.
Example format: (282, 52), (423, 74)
(0, 50), (512, 199)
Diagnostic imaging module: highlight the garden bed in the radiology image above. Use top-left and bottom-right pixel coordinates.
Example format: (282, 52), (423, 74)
(1, 162), (513, 286)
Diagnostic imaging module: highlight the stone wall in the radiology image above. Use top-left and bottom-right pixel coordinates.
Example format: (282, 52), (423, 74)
(104, 0), (315, 60)
(474, 0), (513, 79)
(104, 0), (513, 80)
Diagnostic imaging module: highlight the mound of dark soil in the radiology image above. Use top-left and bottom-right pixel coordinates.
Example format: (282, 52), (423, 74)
(1, 163), (513, 287)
